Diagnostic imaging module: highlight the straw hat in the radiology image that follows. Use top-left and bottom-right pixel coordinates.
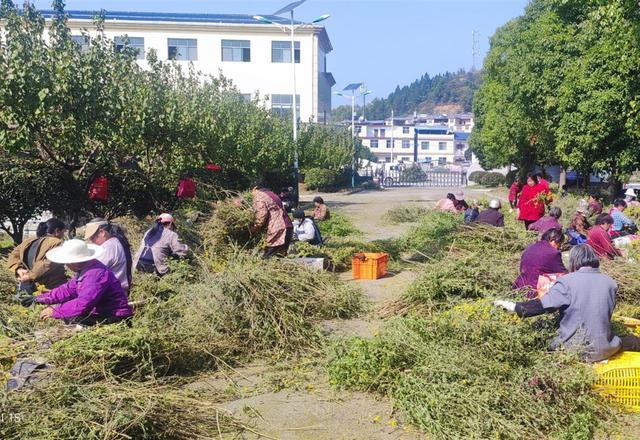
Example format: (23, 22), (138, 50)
(576, 199), (589, 213)
(83, 220), (108, 240)
(625, 188), (636, 198)
(46, 239), (104, 264)
(156, 213), (175, 223)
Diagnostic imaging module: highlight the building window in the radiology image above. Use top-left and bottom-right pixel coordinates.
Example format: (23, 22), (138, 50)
(402, 156), (411, 161)
(241, 94), (252, 102)
(71, 35), (90, 52)
(222, 39), (251, 62)
(370, 139), (378, 148)
(386, 140), (391, 149)
(421, 141), (429, 150)
(115, 36), (145, 60)
(384, 156), (391, 163)
(355, 126), (361, 133)
(439, 141), (447, 151)
(402, 139), (411, 149)
(271, 94), (300, 116)
(272, 41), (300, 63)
(403, 127), (410, 134)
(424, 157), (432, 163)
(380, 129), (386, 138)
(438, 157), (447, 165)
(168, 38), (198, 61)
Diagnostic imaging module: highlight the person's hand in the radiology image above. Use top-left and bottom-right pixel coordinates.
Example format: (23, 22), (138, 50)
(17, 294), (35, 308)
(16, 268), (28, 279)
(18, 271), (32, 282)
(493, 300), (516, 313)
(39, 307), (54, 320)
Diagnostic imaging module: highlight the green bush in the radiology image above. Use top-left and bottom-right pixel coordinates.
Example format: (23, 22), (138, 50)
(478, 171), (506, 187)
(317, 213), (361, 237)
(468, 171), (487, 183)
(304, 168), (338, 190)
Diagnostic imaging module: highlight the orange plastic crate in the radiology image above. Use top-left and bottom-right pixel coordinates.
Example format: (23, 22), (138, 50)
(352, 253), (389, 280)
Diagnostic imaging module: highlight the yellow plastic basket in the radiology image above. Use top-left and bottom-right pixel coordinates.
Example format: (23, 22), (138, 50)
(593, 351), (640, 412)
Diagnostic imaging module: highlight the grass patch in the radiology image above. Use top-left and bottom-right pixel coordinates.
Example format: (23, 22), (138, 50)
(382, 206), (429, 224)
(328, 301), (611, 439)
(317, 213), (362, 238)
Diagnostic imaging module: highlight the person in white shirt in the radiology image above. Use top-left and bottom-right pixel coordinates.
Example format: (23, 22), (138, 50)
(84, 219), (133, 292)
(292, 209), (320, 244)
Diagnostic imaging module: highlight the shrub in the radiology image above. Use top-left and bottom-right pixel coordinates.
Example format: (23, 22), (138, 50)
(468, 170), (487, 183)
(317, 213), (361, 238)
(478, 171), (506, 187)
(304, 168), (338, 190)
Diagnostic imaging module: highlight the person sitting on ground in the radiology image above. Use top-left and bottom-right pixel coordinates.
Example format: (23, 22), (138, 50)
(567, 200), (590, 245)
(20, 239), (133, 326)
(279, 187), (295, 213)
(464, 200), (480, 223)
(292, 209), (322, 245)
(84, 219), (133, 292)
(133, 213), (189, 275)
(609, 199), (637, 237)
(476, 199), (504, 227)
(624, 188), (640, 208)
(587, 214), (622, 260)
(251, 183), (293, 258)
(528, 206), (563, 235)
(8, 218), (68, 296)
(434, 193), (459, 213)
(495, 244), (640, 362)
(588, 194), (603, 217)
(312, 196), (330, 221)
(454, 191), (469, 211)
(508, 180), (522, 209)
(513, 228), (567, 298)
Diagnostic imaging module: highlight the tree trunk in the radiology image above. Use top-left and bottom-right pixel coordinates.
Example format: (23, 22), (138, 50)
(559, 167), (567, 189)
(608, 177), (623, 203)
(582, 172), (590, 191)
(7, 221), (25, 245)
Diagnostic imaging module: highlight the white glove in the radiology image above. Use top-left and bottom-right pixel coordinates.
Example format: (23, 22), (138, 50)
(493, 300), (516, 313)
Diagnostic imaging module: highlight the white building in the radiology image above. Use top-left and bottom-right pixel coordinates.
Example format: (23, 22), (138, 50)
(40, 10), (335, 123)
(354, 113), (474, 165)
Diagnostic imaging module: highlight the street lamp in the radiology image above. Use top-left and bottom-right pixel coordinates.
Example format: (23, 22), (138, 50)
(335, 82), (364, 188)
(253, 1), (329, 203)
(360, 86), (372, 121)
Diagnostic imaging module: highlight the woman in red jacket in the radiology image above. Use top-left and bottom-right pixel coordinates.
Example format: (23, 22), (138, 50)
(517, 173), (549, 229)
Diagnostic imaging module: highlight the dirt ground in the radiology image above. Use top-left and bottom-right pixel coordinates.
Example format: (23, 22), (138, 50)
(200, 187), (638, 439)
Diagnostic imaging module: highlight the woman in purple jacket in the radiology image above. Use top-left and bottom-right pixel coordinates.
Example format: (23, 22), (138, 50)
(24, 239), (133, 326)
(513, 228), (568, 298)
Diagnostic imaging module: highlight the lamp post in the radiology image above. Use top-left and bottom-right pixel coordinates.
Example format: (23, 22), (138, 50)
(254, 3), (330, 204)
(360, 87), (372, 121)
(336, 82), (364, 188)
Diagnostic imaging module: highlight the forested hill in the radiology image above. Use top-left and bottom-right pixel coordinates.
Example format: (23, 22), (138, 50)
(332, 70), (482, 121)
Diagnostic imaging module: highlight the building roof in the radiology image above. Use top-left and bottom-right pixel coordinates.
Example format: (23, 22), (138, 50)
(39, 10), (333, 52)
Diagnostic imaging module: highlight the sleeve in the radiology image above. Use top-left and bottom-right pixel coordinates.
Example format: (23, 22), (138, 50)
(169, 232), (189, 257)
(540, 279), (572, 310)
(253, 199), (269, 229)
(6, 245), (25, 274)
(548, 251), (568, 274)
(35, 277), (78, 305)
(620, 212), (635, 226)
(515, 299), (549, 318)
(297, 220), (316, 241)
(497, 215), (505, 227)
(48, 269), (110, 319)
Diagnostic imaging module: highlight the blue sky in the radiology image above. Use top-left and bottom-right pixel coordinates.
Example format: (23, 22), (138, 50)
(33, 0), (529, 101)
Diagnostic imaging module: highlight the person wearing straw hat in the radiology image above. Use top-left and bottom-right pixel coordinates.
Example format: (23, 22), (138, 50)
(84, 218), (133, 292)
(24, 239), (133, 326)
(624, 188), (640, 207)
(567, 200), (591, 245)
(476, 199), (504, 227)
(133, 213), (189, 275)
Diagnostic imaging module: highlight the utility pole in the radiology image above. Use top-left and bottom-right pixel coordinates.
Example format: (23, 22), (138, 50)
(390, 109), (394, 164)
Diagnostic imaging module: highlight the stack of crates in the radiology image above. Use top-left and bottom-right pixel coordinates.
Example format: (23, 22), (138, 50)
(352, 253), (389, 280)
(593, 351), (640, 412)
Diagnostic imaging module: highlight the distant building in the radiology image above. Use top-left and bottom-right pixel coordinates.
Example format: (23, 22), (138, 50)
(353, 113), (474, 165)
(37, 10), (336, 123)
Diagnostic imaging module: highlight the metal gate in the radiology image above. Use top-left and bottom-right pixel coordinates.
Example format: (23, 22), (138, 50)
(361, 166), (467, 187)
